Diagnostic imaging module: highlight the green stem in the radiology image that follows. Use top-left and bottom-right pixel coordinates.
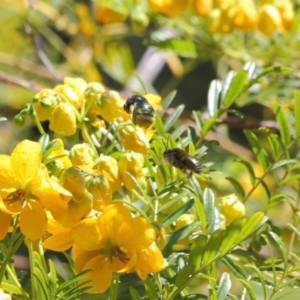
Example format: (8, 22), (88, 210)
(31, 106), (45, 135)
(109, 273), (120, 300)
(81, 123), (98, 156)
(28, 239), (38, 300)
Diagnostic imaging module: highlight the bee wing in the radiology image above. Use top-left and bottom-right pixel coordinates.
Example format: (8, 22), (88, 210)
(182, 156), (202, 173)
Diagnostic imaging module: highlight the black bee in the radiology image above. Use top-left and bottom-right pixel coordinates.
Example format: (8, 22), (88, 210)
(163, 148), (202, 174)
(124, 95), (155, 129)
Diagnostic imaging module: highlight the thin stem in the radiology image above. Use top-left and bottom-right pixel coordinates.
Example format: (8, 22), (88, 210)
(109, 273), (120, 300)
(81, 123), (98, 156)
(28, 239), (38, 300)
(31, 106), (45, 135)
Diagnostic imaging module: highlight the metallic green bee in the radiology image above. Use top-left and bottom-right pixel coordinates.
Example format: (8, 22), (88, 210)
(163, 148), (202, 174)
(123, 95), (155, 129)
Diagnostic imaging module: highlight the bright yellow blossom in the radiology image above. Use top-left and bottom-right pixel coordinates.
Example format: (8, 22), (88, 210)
(49, 102), (77, 136)
(118, 152), (144, 190)
(69, 143), (96, 166)
(193, 0), (213, 17)
(71, 203), (165, 293)
(219, 194), (245, 225)
(149, 0), (190, 17)
(0, 140), (71, 240)
(95, 155), (122, 193)
(117, 121), (152, 154)
(94, 3), (128, 24)
(143, 94), (162, 112)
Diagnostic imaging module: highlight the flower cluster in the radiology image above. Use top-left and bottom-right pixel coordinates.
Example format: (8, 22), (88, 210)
(1, 77), (168, 294)
(92, 0), (294, 36)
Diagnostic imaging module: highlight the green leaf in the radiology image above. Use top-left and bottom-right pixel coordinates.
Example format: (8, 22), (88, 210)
(243, 61), (256, 79)
(129, 286), (142, 300)
(235, 159), (256, 185)
(164, 104), (185, 131)
(207, 79), (222, 117)
(189, 235), (208, 269)
(237, 212), (268, 242)
(268, 232), (288, 267)
(201, 118), (217, 137)
(225, 177), (245, 199)
(39, 133), (50, 152)
(148, 36), (197, 58)
(221, 256), (247, 279)
(144, 277), (159, 300)
(294, 91), (300, 135)
(203, 188), (215, 229)
(161, 90), (177, 114)
(222, 70), (248, 108)
(202, 229), (226, 264)
(272, 102), (290, 146)
(245, 264), (266, 299)
(217, 272), (231, 300)
(154, 114), (166, 136)
(219, 217), (247, 254)
(244, 130), (268, 171)
(162, 198), (195, 227)
(193, 110), (204, 132)
(237, 278), (256, 300)
(174, 265), (195, 287)
(271, 288), (300, 300)
(255, 66), (291, 79)
(267, 133), (281, 159)
(271, 159), (297, 170)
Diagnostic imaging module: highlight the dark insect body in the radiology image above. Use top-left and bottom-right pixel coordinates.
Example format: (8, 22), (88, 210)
(163, 148), (202, 174)
(124, 95), (155, 129)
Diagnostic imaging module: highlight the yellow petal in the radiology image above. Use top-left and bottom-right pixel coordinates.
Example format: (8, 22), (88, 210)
(135, 244), (165, 280)
(10, 140), (42, 188)
(83, 255), (112, 293)
(0, 210), (12, 240)
(19, 200), (47, 240)
(120, 217), (156, 252)
(74, 249), (98, 272)
(0, 155), (15, 189)
(98, 203), (132, 240)
(71, 217), (103, 250)
(42, 231), (73, 252)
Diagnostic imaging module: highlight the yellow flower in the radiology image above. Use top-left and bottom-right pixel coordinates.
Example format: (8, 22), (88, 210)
(193, 0), (213, 17)
(69, 143), (96, 166)
(257, 4), (282, 36)
(214, 0), (235, 11)
(84, 170), (112, 211)
(95, 155), (122, 193)
(118, 152), (144, 190)
(219, 194), (245, 225)
(117, 121), (152, 154)
(230, 2), (257, 32)
(94, 3), (128, 24)
(42, 213), (73, 252)
(149, 0), (190, 17)
(0, 140), (71, 240)
(96, 90), (126, 122)
(33, 89), (60, 121)
(71, 203), (165, 293)
(49, 102), (77, 136)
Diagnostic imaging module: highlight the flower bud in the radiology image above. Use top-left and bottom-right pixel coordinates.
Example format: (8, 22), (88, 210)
(96, 90), (125, 122)
(61, 167), (86, 201)
(193, 0), (213, 17)
(230, 2), (257, 32)
(257, 4), (281, 36)
(49, 102), (77, 136)
(218, 194), (245, 225)
(14, 113), (25, 127)
(84, 170), (112, 211)
(117, 121), (150, 154)
(33, 89), (60, 121)
(95, 155), (122, 193)
(214, 0), (235, 11)
(118, 152), (144, 190)
(94, 3), (128, 24)
(85, 82), (106, 111)
(274, 0), (294, 32)
(149, 0), (190, 17)
(69, 143), (96, 166)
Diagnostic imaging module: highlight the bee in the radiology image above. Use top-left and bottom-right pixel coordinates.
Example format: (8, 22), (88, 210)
(163, 148), (202, 174)
(123, 95), (155, 129)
